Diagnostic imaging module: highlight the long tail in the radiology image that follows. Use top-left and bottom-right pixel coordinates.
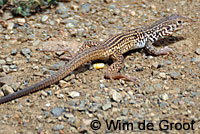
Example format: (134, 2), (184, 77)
(0, 48), (102, 104)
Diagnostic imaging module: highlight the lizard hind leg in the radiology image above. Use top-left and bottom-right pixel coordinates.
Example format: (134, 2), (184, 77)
(60, 40), (102, 60)
(105, 52), (140, 86)
(38, 40), (102, 60)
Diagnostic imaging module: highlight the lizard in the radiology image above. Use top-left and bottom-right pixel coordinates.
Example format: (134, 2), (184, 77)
(0, 14), (194, 104)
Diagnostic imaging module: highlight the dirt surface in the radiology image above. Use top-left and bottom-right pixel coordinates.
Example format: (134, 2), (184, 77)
(0, 0), (199, 134)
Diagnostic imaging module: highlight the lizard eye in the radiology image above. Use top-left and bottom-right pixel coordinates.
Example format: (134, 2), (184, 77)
(177, 20), (182, 24)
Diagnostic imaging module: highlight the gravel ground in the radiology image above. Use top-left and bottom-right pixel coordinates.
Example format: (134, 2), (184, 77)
(0, 0), (199, 134)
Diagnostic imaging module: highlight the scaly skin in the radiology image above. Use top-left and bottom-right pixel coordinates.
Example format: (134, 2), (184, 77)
(0, 14), (194, 104)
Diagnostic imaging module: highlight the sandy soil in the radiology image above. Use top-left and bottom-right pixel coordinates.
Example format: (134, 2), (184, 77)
(0, 0), (199, 134)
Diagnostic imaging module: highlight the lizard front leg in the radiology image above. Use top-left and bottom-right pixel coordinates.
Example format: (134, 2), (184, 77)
(105, 52), (139, 85)
(145, 39), (173, 56)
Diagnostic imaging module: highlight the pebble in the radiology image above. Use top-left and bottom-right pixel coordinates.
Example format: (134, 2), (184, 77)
(0, 91), (4, 97)
(4, 35), (10, 40)
(2, 65), (10, 73)
(7, 22), (14, 30)
(69, 91), (80, 98)
(111, 89), (122, 103)
(0, 59), (6, 65)
(59, 80), (68, 88)
(40, 91), (48, 97)
(45, 103), (51, 107)
(2, 11), (13, 20)
(159, 72), (166, 79)
(160, 93), (169, 101)
(65, 23), (75, 29)
(121, 108), (128, 116)
(41, 15), (49, 22)
(153, 83), (163, 90)
(52, 124), (64, 131)
(1, 84), (14, 95)
(21, 48), (31, 57)
(61, 12), (69, 18)
(109, 4), (116, 10)
(169, 71), (181, 79)
(51, 107), (65, 117)
(6, 57), (12, 64)
(16, 18), (26, 26)
(56, 51), (65, 57)
(99, 83), (105, 89)
(49, 62), (65, 70)
(64, 113), (74, 119)
(81, 3), (91, 13)
(11, 49), (18, 55)
(195, 48), (200, 55)
(102, 103), (112, 111)
(191, 57), (200, 62)
(32, 40), (40, 46)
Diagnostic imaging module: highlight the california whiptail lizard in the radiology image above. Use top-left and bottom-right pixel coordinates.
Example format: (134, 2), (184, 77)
(0, 14), (194, 104)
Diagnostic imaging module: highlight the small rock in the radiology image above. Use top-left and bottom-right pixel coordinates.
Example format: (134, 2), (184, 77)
(61, 12), (69, 18)
(0, 59), (6, 65)
(32, 40), (40, 46)
(130, 10), (136, 16)
(11, 49), (18, 55)
(113, 9), (121, 15)
(165, 60), (171, 65)
(52, 124), (64, 131)
(80, 3), (91, 13)
(56, 51), (65, 56)
(160, 93), (169, 101)
(99, 83), (105, 89)
(153, 83), (163, 90)
(102, 103), (112, 111)
(41, 15), (49, 22)
(16, 18), (26, 26)
(6, 57), (12, 64)
(109, 4), (116, 10)
(4, 35), (10, 40)
(159, 72), (166, 78)
(152, 62), (159, 68)
(21, 48), (31, 57)
(145, 86), (155, 93)
(121, 108), (128, 116)
(2, 65), (10, 73)
(2, 11), (13, 20)
(195, 48), (200, 55)
(69, 91), (80, 98)
(7, 22), (14, 30)
(51, 107), (65, 116)
(49, 62), (65, 70)
(64, 113), (74, 119)
(45, 103), (51, 107)
(191, 57), (200, 62)
(0, 91), (4, 97)
(59, 80), (68, 88)
(169, 71), (181, 79)
(65, 23), (75, 29)
(40, 91), (48, 97)
(1, 84), (14, 95)
(111, 90), (122, 103)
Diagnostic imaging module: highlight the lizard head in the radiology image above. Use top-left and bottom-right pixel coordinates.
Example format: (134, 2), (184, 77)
(164, 14), (195, 33)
